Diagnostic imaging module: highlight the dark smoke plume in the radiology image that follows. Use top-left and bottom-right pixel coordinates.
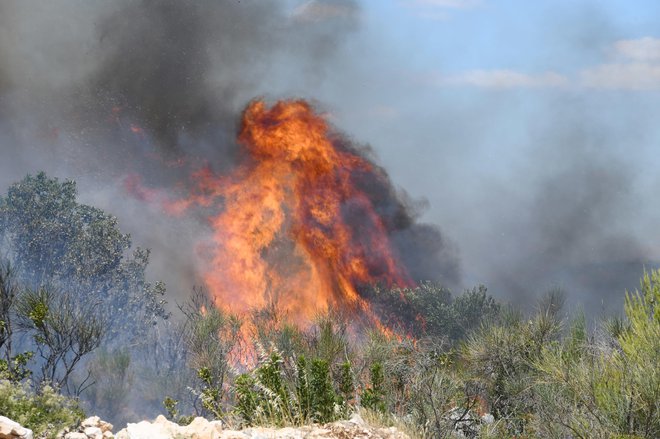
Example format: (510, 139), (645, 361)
(0, 0), (459, 301)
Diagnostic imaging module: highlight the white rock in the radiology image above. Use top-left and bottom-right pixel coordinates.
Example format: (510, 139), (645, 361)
(63, 433), (87, 439)
(83, 426), (103, 439)
(183, 416), (224, 439)
(0, 416), (34, 439)
(116, 420), (171, 439)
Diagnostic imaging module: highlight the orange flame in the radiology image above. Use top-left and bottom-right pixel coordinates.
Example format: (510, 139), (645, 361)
(172, 100), (414, 328)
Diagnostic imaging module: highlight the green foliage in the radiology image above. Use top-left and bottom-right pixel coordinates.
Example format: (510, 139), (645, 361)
(338, 361), (355, 409)
(362, 362), (386, 413)
(251, 305), (308, 361)
(0, 172), (167, 342)
(232, 346), (344, 427)
(181, 291), (241, 419)
(618, 270), (660, 437)
(308, 312), (350, 365)
(371, 282), (500, 340)
(0, 380), (83, 439)
(234, 373), (259, 425)
(406, 349), (470, 438)
(0, 352), (33, 383)
(232, 347), (293, 426)
(197, 366), (224, 420)
(163, 396), (179, 421)
(0, 260), (17, 355)
(309, 358), (337, 423)
(535, 270), (660, 438)
(463, 300), (561, 436)
(295, 355), (311, 420)
(15, 287), (105, 394)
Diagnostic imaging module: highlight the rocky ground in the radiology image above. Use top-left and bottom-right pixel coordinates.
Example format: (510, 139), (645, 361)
(0, 413), (410, 439)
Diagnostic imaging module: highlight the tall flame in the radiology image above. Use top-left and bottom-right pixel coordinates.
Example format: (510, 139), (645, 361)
(171, 100), (414, 326)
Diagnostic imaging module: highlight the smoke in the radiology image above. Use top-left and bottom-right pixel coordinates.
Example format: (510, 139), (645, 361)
(490, 133), (647, 312)
(0, 0), (462, 309)
(0, 0), (364, 297)
(1, 0), (652, 321)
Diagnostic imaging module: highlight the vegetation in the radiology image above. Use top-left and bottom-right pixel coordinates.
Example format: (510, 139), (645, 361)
(0, 172), (168, 342)
(0, 172), (658, 438)
(0, 380), (82, 439)
(0, 173), (169, 430)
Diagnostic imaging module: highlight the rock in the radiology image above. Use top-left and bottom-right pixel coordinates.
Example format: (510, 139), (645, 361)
(184, 417), (223, 439)
(109, 412), (408, 439)
(81, 417), (100, 428)
(83, 426), (103, 439)
(115, 420), (171, 439)
(58, 416), (114, 439)
(81, 416), (113, 434)
(0, 416), (34, 439)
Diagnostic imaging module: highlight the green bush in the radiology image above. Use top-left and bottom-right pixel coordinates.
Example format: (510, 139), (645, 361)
(536, 271), (660, 438)
(361, 362), (386, 413)
(0, 380), (83, 438)
(368, 282), (500, 341)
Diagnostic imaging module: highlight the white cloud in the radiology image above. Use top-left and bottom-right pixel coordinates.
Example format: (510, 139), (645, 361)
(613, 37), (660, 63)
(423, 36), (660, 91)
(578, 37), (660, 90)
(581, 63), (660, 90)
(438, 70), (568, 89)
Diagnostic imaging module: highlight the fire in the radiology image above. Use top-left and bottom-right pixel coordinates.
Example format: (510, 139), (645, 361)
(164, 100), (415, 328)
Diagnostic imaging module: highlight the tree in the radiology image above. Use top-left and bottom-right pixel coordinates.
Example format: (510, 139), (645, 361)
(15, 287), (105, 395)
(0, 172), (167, 341)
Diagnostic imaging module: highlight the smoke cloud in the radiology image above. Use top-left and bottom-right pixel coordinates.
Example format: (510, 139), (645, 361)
(1, 0), (655, 319)
(0, 0), (460, 306)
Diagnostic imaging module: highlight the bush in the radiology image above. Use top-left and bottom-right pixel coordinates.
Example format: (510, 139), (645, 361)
(536, 271), (660, 438)
(0, 379), (83, 438)
(368, 282), (500, 341)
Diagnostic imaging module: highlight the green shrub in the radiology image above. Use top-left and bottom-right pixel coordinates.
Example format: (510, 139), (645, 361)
(362, 362), (386, 413)
(338, 361), (355, 411)
(294, 355), (311, 421)
(536, 271), (660, 438)
(0, 380), (82, 438)
(463, 303), (561, 436)
(309, 358), (337, 423)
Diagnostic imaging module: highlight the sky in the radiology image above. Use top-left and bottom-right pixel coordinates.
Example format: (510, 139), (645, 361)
(286, 0), (660, 311)
(1, 0), (659, 314)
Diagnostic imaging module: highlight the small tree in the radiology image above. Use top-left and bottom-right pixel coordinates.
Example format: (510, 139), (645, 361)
(362, 362), (386, 413)
(15, 287), (105, 395)
(181, 290), (241, 418)
(309, 358), (337, 423)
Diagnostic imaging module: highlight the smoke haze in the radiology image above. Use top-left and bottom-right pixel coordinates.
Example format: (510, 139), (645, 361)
(1, 0), (658, 315)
